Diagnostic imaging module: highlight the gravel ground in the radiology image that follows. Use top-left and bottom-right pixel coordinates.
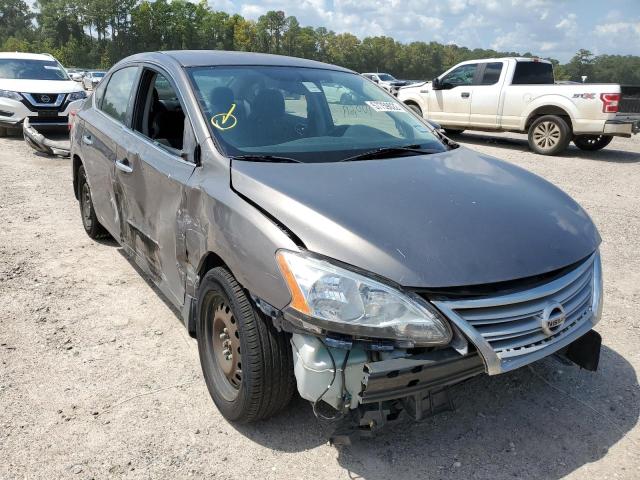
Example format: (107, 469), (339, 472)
(1, 131), (639, 479)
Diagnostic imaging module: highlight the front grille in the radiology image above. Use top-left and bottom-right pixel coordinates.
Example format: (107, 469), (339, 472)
(22, 93), (66, 109)
(434, 252), (601, 375)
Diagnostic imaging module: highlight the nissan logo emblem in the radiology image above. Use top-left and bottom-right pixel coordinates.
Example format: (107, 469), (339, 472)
(540, 303), (566, 336)
(41, 95), (51, 103)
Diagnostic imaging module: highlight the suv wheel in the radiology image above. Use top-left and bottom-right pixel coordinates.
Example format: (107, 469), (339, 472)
(196, 267), (295, 423)
(77, 165), (109, 239)
(573, 135), (613, 151)
(528, 115), (571, 155)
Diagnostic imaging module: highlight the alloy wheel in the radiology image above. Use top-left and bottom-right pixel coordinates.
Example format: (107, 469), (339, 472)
(532, 121), (561, 151)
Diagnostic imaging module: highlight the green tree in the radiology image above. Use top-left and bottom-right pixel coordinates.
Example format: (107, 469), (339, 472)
(0, 0), (33, 42)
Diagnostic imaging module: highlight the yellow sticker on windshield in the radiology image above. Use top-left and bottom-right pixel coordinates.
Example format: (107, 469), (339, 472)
(211, 103), (237, 130)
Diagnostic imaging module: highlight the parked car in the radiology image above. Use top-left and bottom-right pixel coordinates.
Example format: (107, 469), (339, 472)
(397, 57), (640, 154)
(71, 51), (603, 439)
(66, 68), (87, 82)
(82, 71), (106, 90)
(361, 72), (410, 95)
(0, 52), (86, 136)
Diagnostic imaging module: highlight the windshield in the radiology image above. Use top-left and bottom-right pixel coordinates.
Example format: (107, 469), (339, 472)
(188, 66), (445, 163)
(377, 74), (396, 81)
(0, 59), (69, 81)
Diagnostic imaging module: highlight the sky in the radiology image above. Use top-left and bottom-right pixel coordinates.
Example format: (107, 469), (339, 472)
(210, 0), (640, 62)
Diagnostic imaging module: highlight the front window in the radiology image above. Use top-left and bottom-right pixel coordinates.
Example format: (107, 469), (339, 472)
(441, 64), (477, 87)
(0, 58), (69, 81)
(188, 66), (445, 163)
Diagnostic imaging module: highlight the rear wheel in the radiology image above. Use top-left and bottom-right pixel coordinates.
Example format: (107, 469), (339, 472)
(528, 115), (571, 155)
(77, 165), (109, 239)
(196, 267), (295, 423)
(573, 135), (613, 151)
(443, 128), (464, 135)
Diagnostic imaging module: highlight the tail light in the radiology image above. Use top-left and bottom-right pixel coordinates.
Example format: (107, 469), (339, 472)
(600, 93), (620, 113)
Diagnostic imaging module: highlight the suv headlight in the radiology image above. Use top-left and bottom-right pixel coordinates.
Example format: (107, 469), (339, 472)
(68, 91), (87, 101)
(0, 89), (22, 101)
(276, 250), (452, 345)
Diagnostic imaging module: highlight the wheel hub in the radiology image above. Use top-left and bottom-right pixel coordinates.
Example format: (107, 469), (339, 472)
(533, 121), (560, 150)
(212, 302), (242, 389)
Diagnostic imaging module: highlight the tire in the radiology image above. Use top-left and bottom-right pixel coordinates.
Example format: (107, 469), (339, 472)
(406, 103), (422, 116)
(77, 165), (109, 239)
(528, 115), (571, 155)
(196, 267), (295, 423)
(443, 128), (464, 135)
(573, 135), (613, 151)
(0, 127), (7, 137)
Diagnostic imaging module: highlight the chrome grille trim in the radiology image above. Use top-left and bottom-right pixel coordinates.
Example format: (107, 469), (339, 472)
(434, 252), (602, 375)
(22, 93), (66, 108)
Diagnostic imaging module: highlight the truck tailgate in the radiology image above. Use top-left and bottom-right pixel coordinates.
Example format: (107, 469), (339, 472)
(620, 86), (640, 114)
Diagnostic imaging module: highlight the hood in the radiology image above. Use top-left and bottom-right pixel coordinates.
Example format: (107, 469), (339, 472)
(231, 148), (600, 288)
(0, 79), (83, 94)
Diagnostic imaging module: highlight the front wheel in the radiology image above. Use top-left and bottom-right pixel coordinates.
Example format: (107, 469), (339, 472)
(527, 115), (571, 155)
(196, 267), (295, 423)
(573, 135), (613, 151)
(406, 103), (422, 116)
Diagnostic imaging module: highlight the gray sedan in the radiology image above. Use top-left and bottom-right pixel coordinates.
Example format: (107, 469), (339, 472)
(70, 51), (603, 438)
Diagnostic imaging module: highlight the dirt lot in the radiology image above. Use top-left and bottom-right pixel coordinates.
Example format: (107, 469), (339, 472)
(1, 132), (639, 479)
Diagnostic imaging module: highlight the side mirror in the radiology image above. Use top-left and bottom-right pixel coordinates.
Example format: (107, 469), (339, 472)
(431, 77), (442, 90)
(372, 78), (379, 83)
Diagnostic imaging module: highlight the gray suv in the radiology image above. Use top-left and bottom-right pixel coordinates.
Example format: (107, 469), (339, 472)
(71, 51), (603, 438)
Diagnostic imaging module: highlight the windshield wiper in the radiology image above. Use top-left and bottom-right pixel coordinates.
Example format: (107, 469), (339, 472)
(340, 145), (441, 162)
(231, 154), (301, 163)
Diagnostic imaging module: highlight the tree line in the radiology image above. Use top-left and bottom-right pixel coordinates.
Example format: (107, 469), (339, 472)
(2, 0), (639, 84)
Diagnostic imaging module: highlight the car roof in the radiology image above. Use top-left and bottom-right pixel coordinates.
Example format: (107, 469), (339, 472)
(119, 50), (353, 73)
(0, 52), (56, 61)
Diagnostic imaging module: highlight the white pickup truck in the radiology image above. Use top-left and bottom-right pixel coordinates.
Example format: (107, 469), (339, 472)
(397, 57), (640, 155)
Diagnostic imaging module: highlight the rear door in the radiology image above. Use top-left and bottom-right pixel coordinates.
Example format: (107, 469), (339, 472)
(469, 61), (505, 127)
(429, 63), (478, 126)
(113, 66), (197, 307)
(78, 66), (140, 238)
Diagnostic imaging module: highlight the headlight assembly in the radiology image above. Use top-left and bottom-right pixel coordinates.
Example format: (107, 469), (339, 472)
(276, 250), (452, 345)
(0, 89), (22, 101)
(67, 91), (87, 102)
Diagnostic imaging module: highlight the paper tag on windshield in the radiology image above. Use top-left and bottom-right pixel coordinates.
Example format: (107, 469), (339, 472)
(365, 101), (405, 112)
(302, 82), (322, 93)
(44, 66), (61, 70)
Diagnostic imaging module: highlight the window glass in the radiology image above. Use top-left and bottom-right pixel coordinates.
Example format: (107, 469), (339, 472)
(101, 67), (138, 123)
(0, 58), (69, 80)
(480, 62), (503, 85)
(188, 66), (446, 163)
(512, 61), (554, 85)
(441, 64), (477, 87)
(133, 70), (185, 151)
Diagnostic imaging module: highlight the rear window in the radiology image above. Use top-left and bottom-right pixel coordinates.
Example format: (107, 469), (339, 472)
(512, 61), (554, 85)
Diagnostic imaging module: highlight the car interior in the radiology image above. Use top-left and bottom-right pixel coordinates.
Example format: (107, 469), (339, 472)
(134, 70), (186, 151)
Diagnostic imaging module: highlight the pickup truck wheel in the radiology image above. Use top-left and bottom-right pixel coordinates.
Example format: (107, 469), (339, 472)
(77, 165), (109, 239)
(196, 267), (295, 423)
(406, 104), (422, 116)
(573, 135), (613, 151)
(528, 115), (571, 155)
(444, 128), (464, 135)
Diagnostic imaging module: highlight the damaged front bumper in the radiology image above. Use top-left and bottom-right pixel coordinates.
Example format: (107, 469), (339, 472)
(23, 118), (71, 157)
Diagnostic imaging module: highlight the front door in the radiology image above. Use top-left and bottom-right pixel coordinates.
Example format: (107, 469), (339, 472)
(469, 62), (505, 128)
(428, 63), (478, 127)
(113, 67), (196, 307)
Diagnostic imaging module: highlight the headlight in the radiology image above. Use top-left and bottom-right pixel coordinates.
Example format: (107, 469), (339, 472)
(276, 250), (452, 345)
(0, 89), (22, 101)
(68, 91), (87, 101)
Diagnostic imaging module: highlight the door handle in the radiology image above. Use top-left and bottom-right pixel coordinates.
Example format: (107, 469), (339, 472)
(115, 158), (133, 174)
(461, 92), (470, 98)
(82, 134), (93, 145)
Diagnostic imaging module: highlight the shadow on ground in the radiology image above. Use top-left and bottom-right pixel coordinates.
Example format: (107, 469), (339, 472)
(234, 346), (638, 480)
(456, 132), (640, 163)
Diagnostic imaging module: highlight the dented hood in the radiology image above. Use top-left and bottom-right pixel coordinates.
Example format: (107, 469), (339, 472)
(231, 147), (600, 288)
